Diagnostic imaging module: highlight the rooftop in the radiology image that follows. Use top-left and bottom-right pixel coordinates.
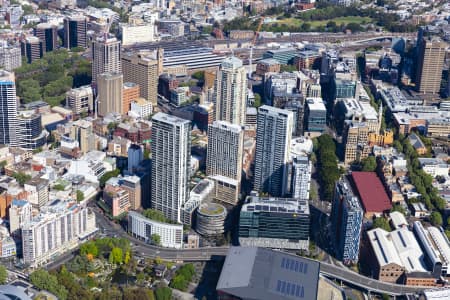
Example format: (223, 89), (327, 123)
(217, 246), (320, 300)
(351, 172), (392, 213)
(242, 196), (309, 215)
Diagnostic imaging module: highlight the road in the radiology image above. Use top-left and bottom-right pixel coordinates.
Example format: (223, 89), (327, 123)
(94, 208), (229, 261)
(36, 206), (431, 296)
(320, 262), (425, 296)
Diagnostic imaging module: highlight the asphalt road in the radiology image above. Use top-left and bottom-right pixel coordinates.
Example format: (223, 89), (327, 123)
(320, 262), (425, 296)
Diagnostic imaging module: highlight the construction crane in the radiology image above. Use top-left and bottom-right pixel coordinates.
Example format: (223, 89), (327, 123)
(248, 17), (264, 79)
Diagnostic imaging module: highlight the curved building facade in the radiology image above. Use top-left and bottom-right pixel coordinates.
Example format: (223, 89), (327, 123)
(196, 202), (226, 236)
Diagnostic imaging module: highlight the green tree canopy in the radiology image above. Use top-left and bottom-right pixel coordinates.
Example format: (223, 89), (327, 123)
(30, 269), (68, 300)
(151, 234), (161, 246)
(361, 156), (377, 172)
(0, 265), (7, 284)
(109, 247), (123, 264)
(12, 172), (31, 185)
(155, 286), (172, 300)
(373, 216), (391, 232)
(430, 212), (443, 227)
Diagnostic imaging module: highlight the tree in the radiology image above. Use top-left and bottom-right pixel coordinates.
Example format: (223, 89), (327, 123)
(280, 64), (297, 72)
(430, 212), (443, 227)
(0, 265), (7, 284)
(155, 286), (172, 300)
(361, 156), (377, 172)
(393, 140), (403, 153)
(18, 79), (41, 103)
(390, 204), (406, 215)
(76, 190), (84, 202)
(191, 71), (205, 81)
(99, 168), (120, 187)
(124, 250), (131, 264)
(30, 269), (68, 300)
(373, 217), (391, 231)
(301, 22), (311, 31)
(109, 247), (123, 264)
(253, 93), (262, 108)
(169, 275), (188, 291)
(12, 172), (31, 185)
(80, 242), (98, 258)
(142, 209), (170, 223)
(151, 234), (161, 246)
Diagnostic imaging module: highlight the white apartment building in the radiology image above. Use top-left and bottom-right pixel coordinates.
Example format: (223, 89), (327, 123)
(21, 200), (97, 267)
(128, 211), (183, 249)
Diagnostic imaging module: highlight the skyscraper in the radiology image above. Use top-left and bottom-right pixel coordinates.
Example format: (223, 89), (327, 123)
(63, 16), (87, 49)
(0, 71), (46, 149)
(92, 36), (121, 84)
(20, 36), (44, 63)
(415, 37), (446, 94)
(214, 56), (247, 126)
(151, 113), (190, 223)
(254, 105), (293, 197)
(0, 43), (21, 71)
(291, 156), (311, 200)
(122, 51), (158, 106)
(35, 23), (58, 52)
(0, 70), (17, 145)
(206, 120), (244, 205)
(97, 72), (123, 116)
(330, 176), (363, 264)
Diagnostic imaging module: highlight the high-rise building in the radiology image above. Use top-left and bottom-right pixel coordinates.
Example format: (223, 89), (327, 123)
(97, 72), (123, 116)
(20, 36), (44, 63)
(21, 201), (97, 267)
(206, 120), (244, 205)
(121, 175), (142, 210)
(330, 177), (363, 264)
(304, 97), (327, 134)
(254, 105), (293, 197)
(0, 43), (21, 71)
(92, 36), (121, 84)
(151, 113), (190, 223)
(291, 156), (311, 200)
(214, 56), (247, 126)
(63, 16), (87, 49)
(70, 119), (95, 154)
(128, 144), (143, 174)
(343, 121), (370, 165)
(24, 178), (49, 208)
(0, 71), (46, 149)
(9, 199), (32, 237)
(16, 113), (47, 149)
(122, 51), (158, 106)
(66, 85), (93, 114)
(239, 196), (310, 250)
(416, 37), (446, 94)
(122, 82), (140, 114)
(0, 71), (18, 146)
(35, 23), (58, 52)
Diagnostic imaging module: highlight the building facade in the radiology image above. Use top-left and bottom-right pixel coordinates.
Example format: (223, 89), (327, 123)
(122, 51), (158, 106)
(330, 177), (363, 264)
(254, 105), (293, 197)
(66, 85), (93, 114)
(63, 16), (87, 49)
(22, 202), (97, 267)
(206, 121), (244, 205)
(239, 196), (310, 250)
(291, 156), (311, 200)
(97, 72), (123, 117)
(214, 57), (247, 126)
(128, 211), (183, 248)
(92, 36), (121, 84)
(151, 113), (190, 223)
(416, 38), (446, 94)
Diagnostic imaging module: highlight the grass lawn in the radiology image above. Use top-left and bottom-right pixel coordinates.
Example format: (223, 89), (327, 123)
(275, 16), (372, 28)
